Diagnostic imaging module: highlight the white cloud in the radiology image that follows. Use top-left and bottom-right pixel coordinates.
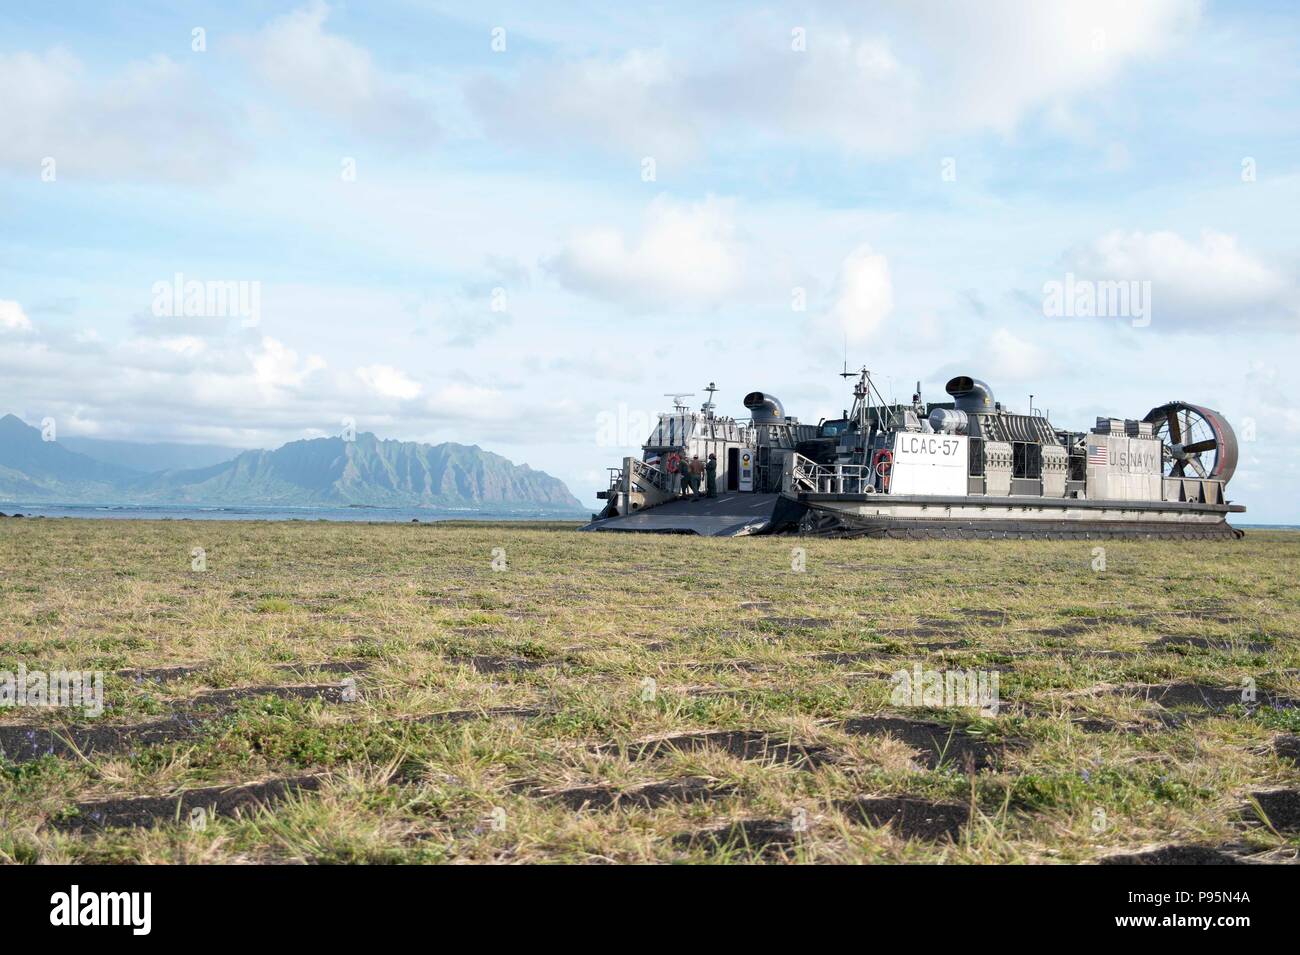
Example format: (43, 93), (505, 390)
(469, 49), (697, 161)
(0, 48), (238, 181)
(157, 336), (208, 358)
(356, 364), (422, 400)
(825, 246), (894, 344)
(426, 383), (511, 421)
(546, 196), (745, 309)
(930, 325), (1064, 400)
(237, 2), (438, 145)
(249, 336), (326, 396)
(0, 321), (544, 450)
(1064, 229), (1294, 325)
(0, 300), (33, 332)
(984, 327), (1058, 381)
(469, 1), (1201, 158)
(893, 0), (1200, 135)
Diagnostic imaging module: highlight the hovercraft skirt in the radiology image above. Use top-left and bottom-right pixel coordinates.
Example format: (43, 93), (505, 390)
(788, 495), (1243, 540)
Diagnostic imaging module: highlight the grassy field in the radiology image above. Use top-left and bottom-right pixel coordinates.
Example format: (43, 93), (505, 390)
(1, 517), (1298, 864)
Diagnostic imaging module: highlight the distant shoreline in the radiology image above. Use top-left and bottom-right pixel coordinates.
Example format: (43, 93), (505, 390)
(0, 502), (589, 523)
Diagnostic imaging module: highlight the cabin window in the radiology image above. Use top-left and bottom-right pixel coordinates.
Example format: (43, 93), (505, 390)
(968, 438), (984, 476)
(1012, 442), (1041, 479)
(1068, 453), (1086, 482)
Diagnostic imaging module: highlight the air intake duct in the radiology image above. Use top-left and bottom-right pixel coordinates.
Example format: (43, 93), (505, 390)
(743, 391), (785, 424)
(929, 408), (968, 435)
(945, 376), (995, 413)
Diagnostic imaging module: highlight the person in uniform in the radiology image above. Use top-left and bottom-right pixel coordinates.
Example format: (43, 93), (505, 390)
(687, 454), (704, 500)
(705, 452), (717, 498)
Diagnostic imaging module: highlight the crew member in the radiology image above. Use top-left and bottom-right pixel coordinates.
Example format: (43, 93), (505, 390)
(688, 454), (704, 500)
(705, 453), (717, 498)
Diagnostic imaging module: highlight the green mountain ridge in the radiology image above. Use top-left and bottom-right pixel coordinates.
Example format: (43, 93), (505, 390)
(0, 414), (583, 512)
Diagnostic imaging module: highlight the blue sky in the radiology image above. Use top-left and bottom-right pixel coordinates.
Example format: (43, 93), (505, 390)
(1, 1), (1298, 520)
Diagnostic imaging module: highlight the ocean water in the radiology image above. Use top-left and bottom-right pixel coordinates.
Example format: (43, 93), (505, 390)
(0, 502), (589, 523)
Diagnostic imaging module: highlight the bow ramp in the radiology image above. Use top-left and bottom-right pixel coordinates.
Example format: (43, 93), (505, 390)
(582, 493), (781, 537)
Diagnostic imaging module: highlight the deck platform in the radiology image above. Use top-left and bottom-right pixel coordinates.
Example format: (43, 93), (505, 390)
(581, 493), (780, 537)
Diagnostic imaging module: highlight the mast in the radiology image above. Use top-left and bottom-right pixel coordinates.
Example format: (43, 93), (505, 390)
(701, 382), (718, 438)
(701, 382), (718, 417)
(841, 365), (890, 433)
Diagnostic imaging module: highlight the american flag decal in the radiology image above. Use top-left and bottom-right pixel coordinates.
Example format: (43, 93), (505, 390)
(1087, 444), (1108, 466)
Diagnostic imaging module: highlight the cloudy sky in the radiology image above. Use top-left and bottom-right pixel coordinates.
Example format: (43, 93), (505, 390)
(2, 1), (1298, 520)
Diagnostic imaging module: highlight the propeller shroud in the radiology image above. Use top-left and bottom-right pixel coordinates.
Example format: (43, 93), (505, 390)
(1141, 402), (1238, 484)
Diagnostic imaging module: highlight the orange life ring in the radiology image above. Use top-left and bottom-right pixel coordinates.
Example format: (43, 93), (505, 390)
(872, 449), (893, 490)
(665, 452), (682, 474)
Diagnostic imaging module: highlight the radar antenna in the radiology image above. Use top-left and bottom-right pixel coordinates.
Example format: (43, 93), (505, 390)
(664, 392), (694, 413)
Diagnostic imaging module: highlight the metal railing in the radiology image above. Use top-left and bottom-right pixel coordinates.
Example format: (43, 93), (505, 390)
(629, 458), (673, 494)
(789, 453), (876, 495)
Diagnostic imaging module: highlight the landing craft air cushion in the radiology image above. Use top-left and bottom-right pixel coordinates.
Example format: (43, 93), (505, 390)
(583, 370), (1244, 539)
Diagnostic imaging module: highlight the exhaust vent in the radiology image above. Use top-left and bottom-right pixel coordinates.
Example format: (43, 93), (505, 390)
(743, 391), (785, 424)
(945, 376), (995, 414)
